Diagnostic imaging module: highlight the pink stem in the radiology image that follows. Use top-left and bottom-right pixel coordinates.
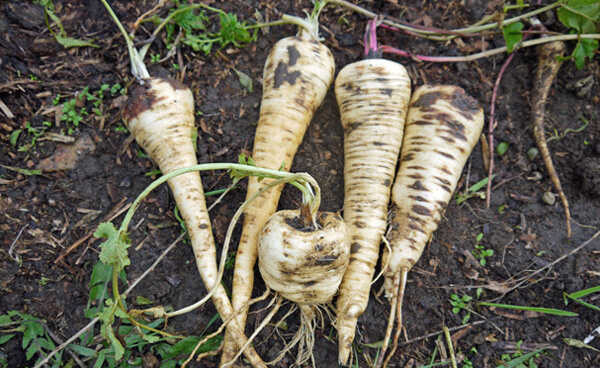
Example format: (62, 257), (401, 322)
(364, 16), (381, 58)
(380, 45), (469, 63)
(485, 29), (534, 207)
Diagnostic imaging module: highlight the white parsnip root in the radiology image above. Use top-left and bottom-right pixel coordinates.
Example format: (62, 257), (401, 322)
(222, 12), (335, 365)
(379, 85), (484, 367)
(258, 208), (350, 366)
(334, 58), (412, 365)
(123, 78), (266, 368)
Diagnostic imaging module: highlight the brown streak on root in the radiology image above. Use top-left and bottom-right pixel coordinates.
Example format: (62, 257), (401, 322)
(532, 40), (571, 237)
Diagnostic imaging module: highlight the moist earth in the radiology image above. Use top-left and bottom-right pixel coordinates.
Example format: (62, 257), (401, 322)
(1, 1), (599, 367)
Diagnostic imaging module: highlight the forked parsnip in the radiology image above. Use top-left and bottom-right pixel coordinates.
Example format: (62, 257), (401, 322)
(334, 58), (411, 364)
(258, 207), (350, 366)
(122, 78), (266, 367)
(222, 11), (336, 364)
(378, 85), (484, 367)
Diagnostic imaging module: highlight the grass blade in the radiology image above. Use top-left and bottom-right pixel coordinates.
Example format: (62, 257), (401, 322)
(495, 348), (545, 368)
(478, 302), (578, 316)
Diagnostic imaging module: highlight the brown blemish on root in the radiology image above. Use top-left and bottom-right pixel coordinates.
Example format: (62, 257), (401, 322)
(411, 205), (433, 216)
(380, 88), (393, 97)
(163, 77), (188, 91)
(274, 62), (301, 88)
(123, 81), (166, 122)
(444, 120), (468, 141)
(350, 242), (361, 254)
(410, 91), (444, 110)
(287, 45), (300, 66)
(410, 181), (428, 191)
(449, 87), (482, 119)
(284, 215), (315, 232)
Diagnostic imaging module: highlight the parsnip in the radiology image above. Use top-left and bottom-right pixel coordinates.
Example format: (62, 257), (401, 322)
(123, 78), (266, 367)
(258, 208), (350, 367)
(379, 84), (484, 367)
(222, 11), (335, 364)
(334, 58), (411, 364)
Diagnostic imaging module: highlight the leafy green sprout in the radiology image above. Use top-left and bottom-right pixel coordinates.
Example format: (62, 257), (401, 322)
(150, 53), (161, 63)
(10, 121), (53, 152)
(450, 293), (473, 324)
(472, 233), (494, 266)
(455, 175), (495, 204)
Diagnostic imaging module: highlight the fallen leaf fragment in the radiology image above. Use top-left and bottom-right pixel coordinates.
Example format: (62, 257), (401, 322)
(37, 133), (96, 172)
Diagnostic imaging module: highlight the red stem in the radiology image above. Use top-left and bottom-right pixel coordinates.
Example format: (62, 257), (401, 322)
(485, 28), (536, 207)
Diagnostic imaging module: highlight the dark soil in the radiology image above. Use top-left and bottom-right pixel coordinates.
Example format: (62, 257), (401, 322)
(1, 1), (599, 367)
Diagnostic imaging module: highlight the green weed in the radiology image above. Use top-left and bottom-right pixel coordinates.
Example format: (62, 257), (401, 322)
(450, 293), (473, 324)
(472, 233), (494, 266)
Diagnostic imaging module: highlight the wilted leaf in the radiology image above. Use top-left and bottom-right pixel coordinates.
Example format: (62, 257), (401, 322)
(563, 337), (600, 352)
(94, 222), (131, 271)
(233, 68), (253, 92)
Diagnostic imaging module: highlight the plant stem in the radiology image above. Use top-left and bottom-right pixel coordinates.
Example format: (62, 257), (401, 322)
(325, 0), (562, 41)
(119, 163), (320, 235)
(443, 326), (457, 368)
(99, 0), (149, 79)
(485, 31), (531, 207)
(381, 33), (600, 63)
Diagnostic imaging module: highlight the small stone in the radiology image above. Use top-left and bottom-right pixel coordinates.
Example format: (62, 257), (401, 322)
(542, 191), (556, 205)
(527, 147), (539, 161)
(527, 171), (543, 181)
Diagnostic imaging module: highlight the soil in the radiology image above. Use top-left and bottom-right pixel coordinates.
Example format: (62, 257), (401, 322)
(1, 1), (599, 367)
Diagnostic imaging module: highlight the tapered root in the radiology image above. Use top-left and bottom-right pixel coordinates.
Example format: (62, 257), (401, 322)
(377, 268), (408, 368)
(532, 40), (571, 237)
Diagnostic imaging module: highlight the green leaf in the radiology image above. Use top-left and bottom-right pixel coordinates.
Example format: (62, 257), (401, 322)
(0, 334), (15, 345)
(557, 0), (600, 34)
(159, 335), (223, 360)
(0, 315), (12, 326)
(233, 68), (253, 92)
(45, 8), (97, 48)
(93, 349), (106, 368)
(98, 301), (125, 361)
(569, 285), (600, 299)
(496, 141), (509, 156)
(53, 35), (98, 48)
(217, 12), (254, 48)
(26, 343), (39, 360)
(9, 130), (22, 147)
(563, 338), (600, 352)
(361, 340), (385, 348)
(136, 296), (154, 306)
(88, 261), (112, 301)
(502, 21), (524, 53)
(94, 222), (131, 270)
(67, 344), (98, 357)
(573, 38), (598, 69)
